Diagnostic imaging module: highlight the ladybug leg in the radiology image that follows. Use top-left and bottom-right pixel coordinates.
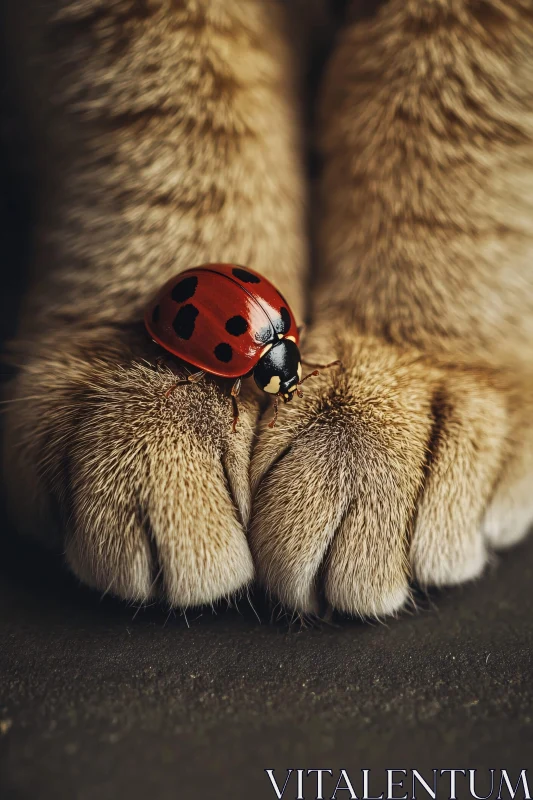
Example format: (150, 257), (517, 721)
(268, 396), (280, 429)
(164, 369), (205, 399)
(187, 370), (206, 384)
(165, 381), (188, 398)
(230, 378), (242, 433)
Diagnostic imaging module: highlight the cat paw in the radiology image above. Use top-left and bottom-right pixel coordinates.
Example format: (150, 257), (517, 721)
(3, 327), (257, 607)
(250, 328), (516, 618)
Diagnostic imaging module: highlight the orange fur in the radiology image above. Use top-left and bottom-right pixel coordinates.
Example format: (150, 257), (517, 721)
(3, 0), (533, 617)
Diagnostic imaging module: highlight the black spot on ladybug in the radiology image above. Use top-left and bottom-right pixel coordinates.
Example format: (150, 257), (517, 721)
(225, 315), (249, 336)
(152, 304), (161, 324)
(214, 343), (233, 363)
(171, 276), (198, 303)
(232, 267), (260, 284)
(274, 307), (291, 335)
(172, 304), (198, 340)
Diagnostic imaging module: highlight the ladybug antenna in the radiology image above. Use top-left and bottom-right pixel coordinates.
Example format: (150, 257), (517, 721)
(298, 369), (320, 386)
(297, 359), (342, 390)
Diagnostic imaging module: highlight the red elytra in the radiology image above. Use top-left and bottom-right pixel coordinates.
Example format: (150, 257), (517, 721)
(145, 263), (299, 378)
(145, 263), (340, 430)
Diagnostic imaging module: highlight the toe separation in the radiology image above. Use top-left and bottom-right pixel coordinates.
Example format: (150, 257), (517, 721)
(410, 380), (506, 587)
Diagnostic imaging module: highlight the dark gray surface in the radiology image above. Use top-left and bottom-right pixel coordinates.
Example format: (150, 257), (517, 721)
(1, 526), (532, 800)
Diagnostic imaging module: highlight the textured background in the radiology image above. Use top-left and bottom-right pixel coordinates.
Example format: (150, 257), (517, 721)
(0, 55), (532, 800)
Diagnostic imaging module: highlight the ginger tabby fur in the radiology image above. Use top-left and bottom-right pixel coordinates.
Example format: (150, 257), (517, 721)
(3, 0), (533, 617)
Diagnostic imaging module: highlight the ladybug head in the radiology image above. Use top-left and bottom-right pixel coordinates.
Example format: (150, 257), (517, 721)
(253, 338), (302, 401)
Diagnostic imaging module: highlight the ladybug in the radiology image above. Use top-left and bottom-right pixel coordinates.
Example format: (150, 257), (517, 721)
(144, 263), (339, 430)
